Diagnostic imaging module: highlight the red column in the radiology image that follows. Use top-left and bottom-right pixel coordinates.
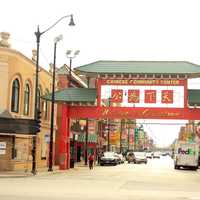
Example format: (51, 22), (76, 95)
(59, 104), (70, 170)
(66, 116), (70, 169)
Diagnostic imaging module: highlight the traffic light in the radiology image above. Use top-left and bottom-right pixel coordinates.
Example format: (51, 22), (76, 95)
(35, 109), (42, 133)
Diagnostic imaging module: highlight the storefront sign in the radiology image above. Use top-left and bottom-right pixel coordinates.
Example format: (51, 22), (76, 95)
(99, 79), (186, 108)
(44, 134), (50, 143)
(102, 79), (184, 86)
(0, 142), (6, 155)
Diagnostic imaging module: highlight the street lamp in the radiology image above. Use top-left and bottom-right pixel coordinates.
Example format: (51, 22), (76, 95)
(127, 123), (130, 151)
(48, 35), (63, 172)
(120, 119), (124, 153)
(107, 97), (111, 151)
(85, 119), (89, 165)
(66, 50), (80, 87)
(32, 14), (75, 175)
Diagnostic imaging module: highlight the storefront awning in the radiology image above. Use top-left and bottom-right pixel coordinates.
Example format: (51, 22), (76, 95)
(77, 134), (97, 143)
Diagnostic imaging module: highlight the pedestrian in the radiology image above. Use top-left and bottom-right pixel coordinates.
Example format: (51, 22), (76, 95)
(88, 153), (94, 170)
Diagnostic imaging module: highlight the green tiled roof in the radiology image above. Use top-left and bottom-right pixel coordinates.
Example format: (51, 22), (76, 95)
(188, 89), (200, 106)
(56, 65), (69, 75)
(44, 88), (96, 103)
(78, 134), (97, 143)
(75, 60), (200, 75)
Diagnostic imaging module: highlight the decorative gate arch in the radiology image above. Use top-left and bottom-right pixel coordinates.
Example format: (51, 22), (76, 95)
(50, 61), (200, 169)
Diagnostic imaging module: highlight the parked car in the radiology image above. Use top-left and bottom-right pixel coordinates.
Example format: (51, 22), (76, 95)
(100, 152), (119, 166)
(126, 152), (135, 163)
(133, 152), (147, 164)
(146, 152), (153, 159)
(161, 151), (170, 156)
(153, 152), (160, 158)
(114, 153), (121, 164)
(116, 153), (125, 163)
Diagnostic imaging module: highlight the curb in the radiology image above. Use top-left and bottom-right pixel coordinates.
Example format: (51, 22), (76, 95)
(0, 165), (89, 178)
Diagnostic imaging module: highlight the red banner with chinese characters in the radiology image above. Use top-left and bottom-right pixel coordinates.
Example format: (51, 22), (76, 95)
(161, 90), (173, 104)
(145, 90), (156, 103)
(97, 78), (188, 108)
(128, 90), (140, 103)
(111, 89), (123, 103)
(69, 106), (200, 120)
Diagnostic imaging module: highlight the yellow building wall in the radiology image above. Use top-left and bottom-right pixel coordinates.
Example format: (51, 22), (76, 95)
(0, 47), (57, 171)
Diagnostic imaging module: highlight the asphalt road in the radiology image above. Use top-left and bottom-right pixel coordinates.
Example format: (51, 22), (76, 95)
(1, 156), (200, 200)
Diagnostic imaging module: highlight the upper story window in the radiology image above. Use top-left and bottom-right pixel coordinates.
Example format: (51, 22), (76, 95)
(23, 83), (30, 115)
(11, 79), (20, 113)
(43, 90), (49, 120)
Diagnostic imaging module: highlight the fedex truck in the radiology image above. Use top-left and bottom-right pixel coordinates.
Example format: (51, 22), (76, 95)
(174, 141), (199, 170)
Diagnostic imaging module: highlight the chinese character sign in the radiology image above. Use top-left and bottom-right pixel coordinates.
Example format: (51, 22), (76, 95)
(128, 90), (140, 103)
(161, 90), (173, 104)
(100, 79), (186, 108)
(111, 89), (123, 103)
(145, 90), (156, 103)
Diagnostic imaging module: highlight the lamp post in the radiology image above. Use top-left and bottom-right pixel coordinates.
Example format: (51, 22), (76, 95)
(127, 124), (130, 151)
(66, 50), (80, 87)
(32, 14), (75, 175)
(85, 119), (89, 165)
(84, 76), (90, 165)
(48, 35), (63, 172)
(120, 119), (124, 153)
(107, 97), (111, 151)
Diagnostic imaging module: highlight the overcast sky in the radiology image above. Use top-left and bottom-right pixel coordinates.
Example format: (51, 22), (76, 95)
(2, 0), (200, 147)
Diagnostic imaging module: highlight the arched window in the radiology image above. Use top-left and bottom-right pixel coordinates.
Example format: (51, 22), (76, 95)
(43, 90), (49, 120)
(11, 79), (20, 113)
(23, 83), (30, 115)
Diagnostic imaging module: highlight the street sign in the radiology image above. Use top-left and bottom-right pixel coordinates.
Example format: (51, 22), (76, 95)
(44, 134), (50, 143)
(0, 142), (6, 149)
(0, 142), (6, 155)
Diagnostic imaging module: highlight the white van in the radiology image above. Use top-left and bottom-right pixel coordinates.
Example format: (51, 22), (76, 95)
(174, 141), (199, 170)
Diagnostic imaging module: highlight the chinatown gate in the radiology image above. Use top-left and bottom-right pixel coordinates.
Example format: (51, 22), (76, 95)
(52, 61), (200, 170)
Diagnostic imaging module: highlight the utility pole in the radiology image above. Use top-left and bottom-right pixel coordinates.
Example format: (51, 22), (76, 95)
(127, 125), (130, 151)
(84, 119), (89, 165)
(120, 119), (124, 153)
(107, 98), (111, 151)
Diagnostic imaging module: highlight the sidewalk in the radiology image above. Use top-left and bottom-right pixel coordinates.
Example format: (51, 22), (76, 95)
(0, 162), (92, 178)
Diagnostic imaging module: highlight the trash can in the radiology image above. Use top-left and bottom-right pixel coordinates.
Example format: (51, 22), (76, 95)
(70, 158), (74, 168)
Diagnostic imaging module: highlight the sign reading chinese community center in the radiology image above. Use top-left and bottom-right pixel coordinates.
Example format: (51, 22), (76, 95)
(99, 79), (187, 108)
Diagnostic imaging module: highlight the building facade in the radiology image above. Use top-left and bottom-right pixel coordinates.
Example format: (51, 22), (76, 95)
(54, 65), (99, 168)
(0, 32), (55, 171)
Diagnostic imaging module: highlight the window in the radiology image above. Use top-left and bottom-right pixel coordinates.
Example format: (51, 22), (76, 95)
(43, 90), (49, 120)
(23, 84), (30, 115)
(11, 79), (20, 113)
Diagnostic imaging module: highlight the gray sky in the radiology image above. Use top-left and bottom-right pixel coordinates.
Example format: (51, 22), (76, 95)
(2, 0), (200, 147)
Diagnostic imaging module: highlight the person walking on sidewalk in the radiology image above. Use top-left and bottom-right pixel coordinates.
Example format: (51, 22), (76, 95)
(88, 153), (94, 170)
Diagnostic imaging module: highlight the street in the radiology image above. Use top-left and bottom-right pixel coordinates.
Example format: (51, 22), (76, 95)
(1, 156), (200, 200)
